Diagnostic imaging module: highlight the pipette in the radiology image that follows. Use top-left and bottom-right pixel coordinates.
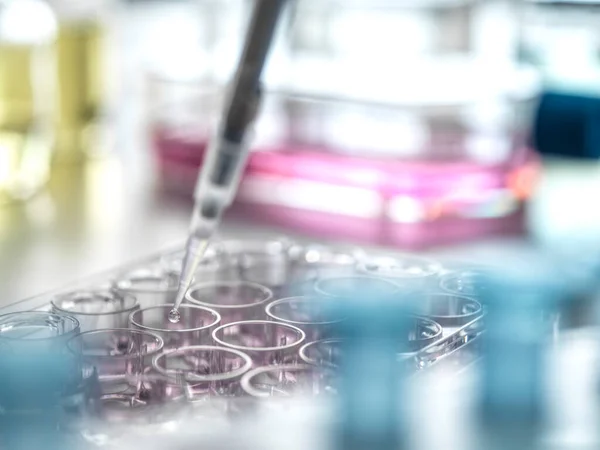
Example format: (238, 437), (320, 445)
(169, 0), (288, 323)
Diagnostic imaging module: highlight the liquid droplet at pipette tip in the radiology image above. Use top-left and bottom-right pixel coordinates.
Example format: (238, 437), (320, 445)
(168, 308), (181, 323)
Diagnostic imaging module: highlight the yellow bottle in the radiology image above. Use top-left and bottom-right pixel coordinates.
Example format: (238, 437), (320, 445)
(0, 0), (56, 204)
(53, 17), (106, 163)
(0, 0), (111, 204)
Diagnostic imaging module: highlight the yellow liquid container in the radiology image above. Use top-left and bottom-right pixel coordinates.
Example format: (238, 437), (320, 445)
(53, 20), (106, 164)
(0, 0), (55, 205)
(0, 0), (109, 204)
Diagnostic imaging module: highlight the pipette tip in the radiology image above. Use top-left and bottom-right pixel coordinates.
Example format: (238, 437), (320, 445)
(168, 236), (210, 323)
(169, 288), (187, 323)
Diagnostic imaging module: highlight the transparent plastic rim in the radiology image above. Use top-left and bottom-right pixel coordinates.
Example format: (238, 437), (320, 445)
(185, 281), (274, 309)
(129, 304), (221, 334)
(240, 363), (328, 398)
(314, 275), (402, 298)
(152, 345), (253, 382)
(67, 328), (165, 359)
(289, 243), (365, 267)
(420, 294), (483, 323)
(298, 316), (443, 362)
(357, 254), (442, 280)
(212, 320), (306, 352)
(409, 315), (443, 344)
(265, 296), (344, 326)
(114, 270), (179, 293)
(51, 290), (139, 316)
(217, 237), (293, 257)
(299, 338), (343, 366)
(439, 270), (488, 297)
(0, 311), (80, 341)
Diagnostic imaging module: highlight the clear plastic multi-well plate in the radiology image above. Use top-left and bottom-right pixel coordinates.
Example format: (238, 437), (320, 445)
(0, 236), (485, 445)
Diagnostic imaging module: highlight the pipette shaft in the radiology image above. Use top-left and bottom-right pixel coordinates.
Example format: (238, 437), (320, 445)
(170, 0), (288, 321)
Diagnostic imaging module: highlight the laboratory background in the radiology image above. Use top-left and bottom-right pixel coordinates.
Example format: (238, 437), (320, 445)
(2, 0), (600, 449)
